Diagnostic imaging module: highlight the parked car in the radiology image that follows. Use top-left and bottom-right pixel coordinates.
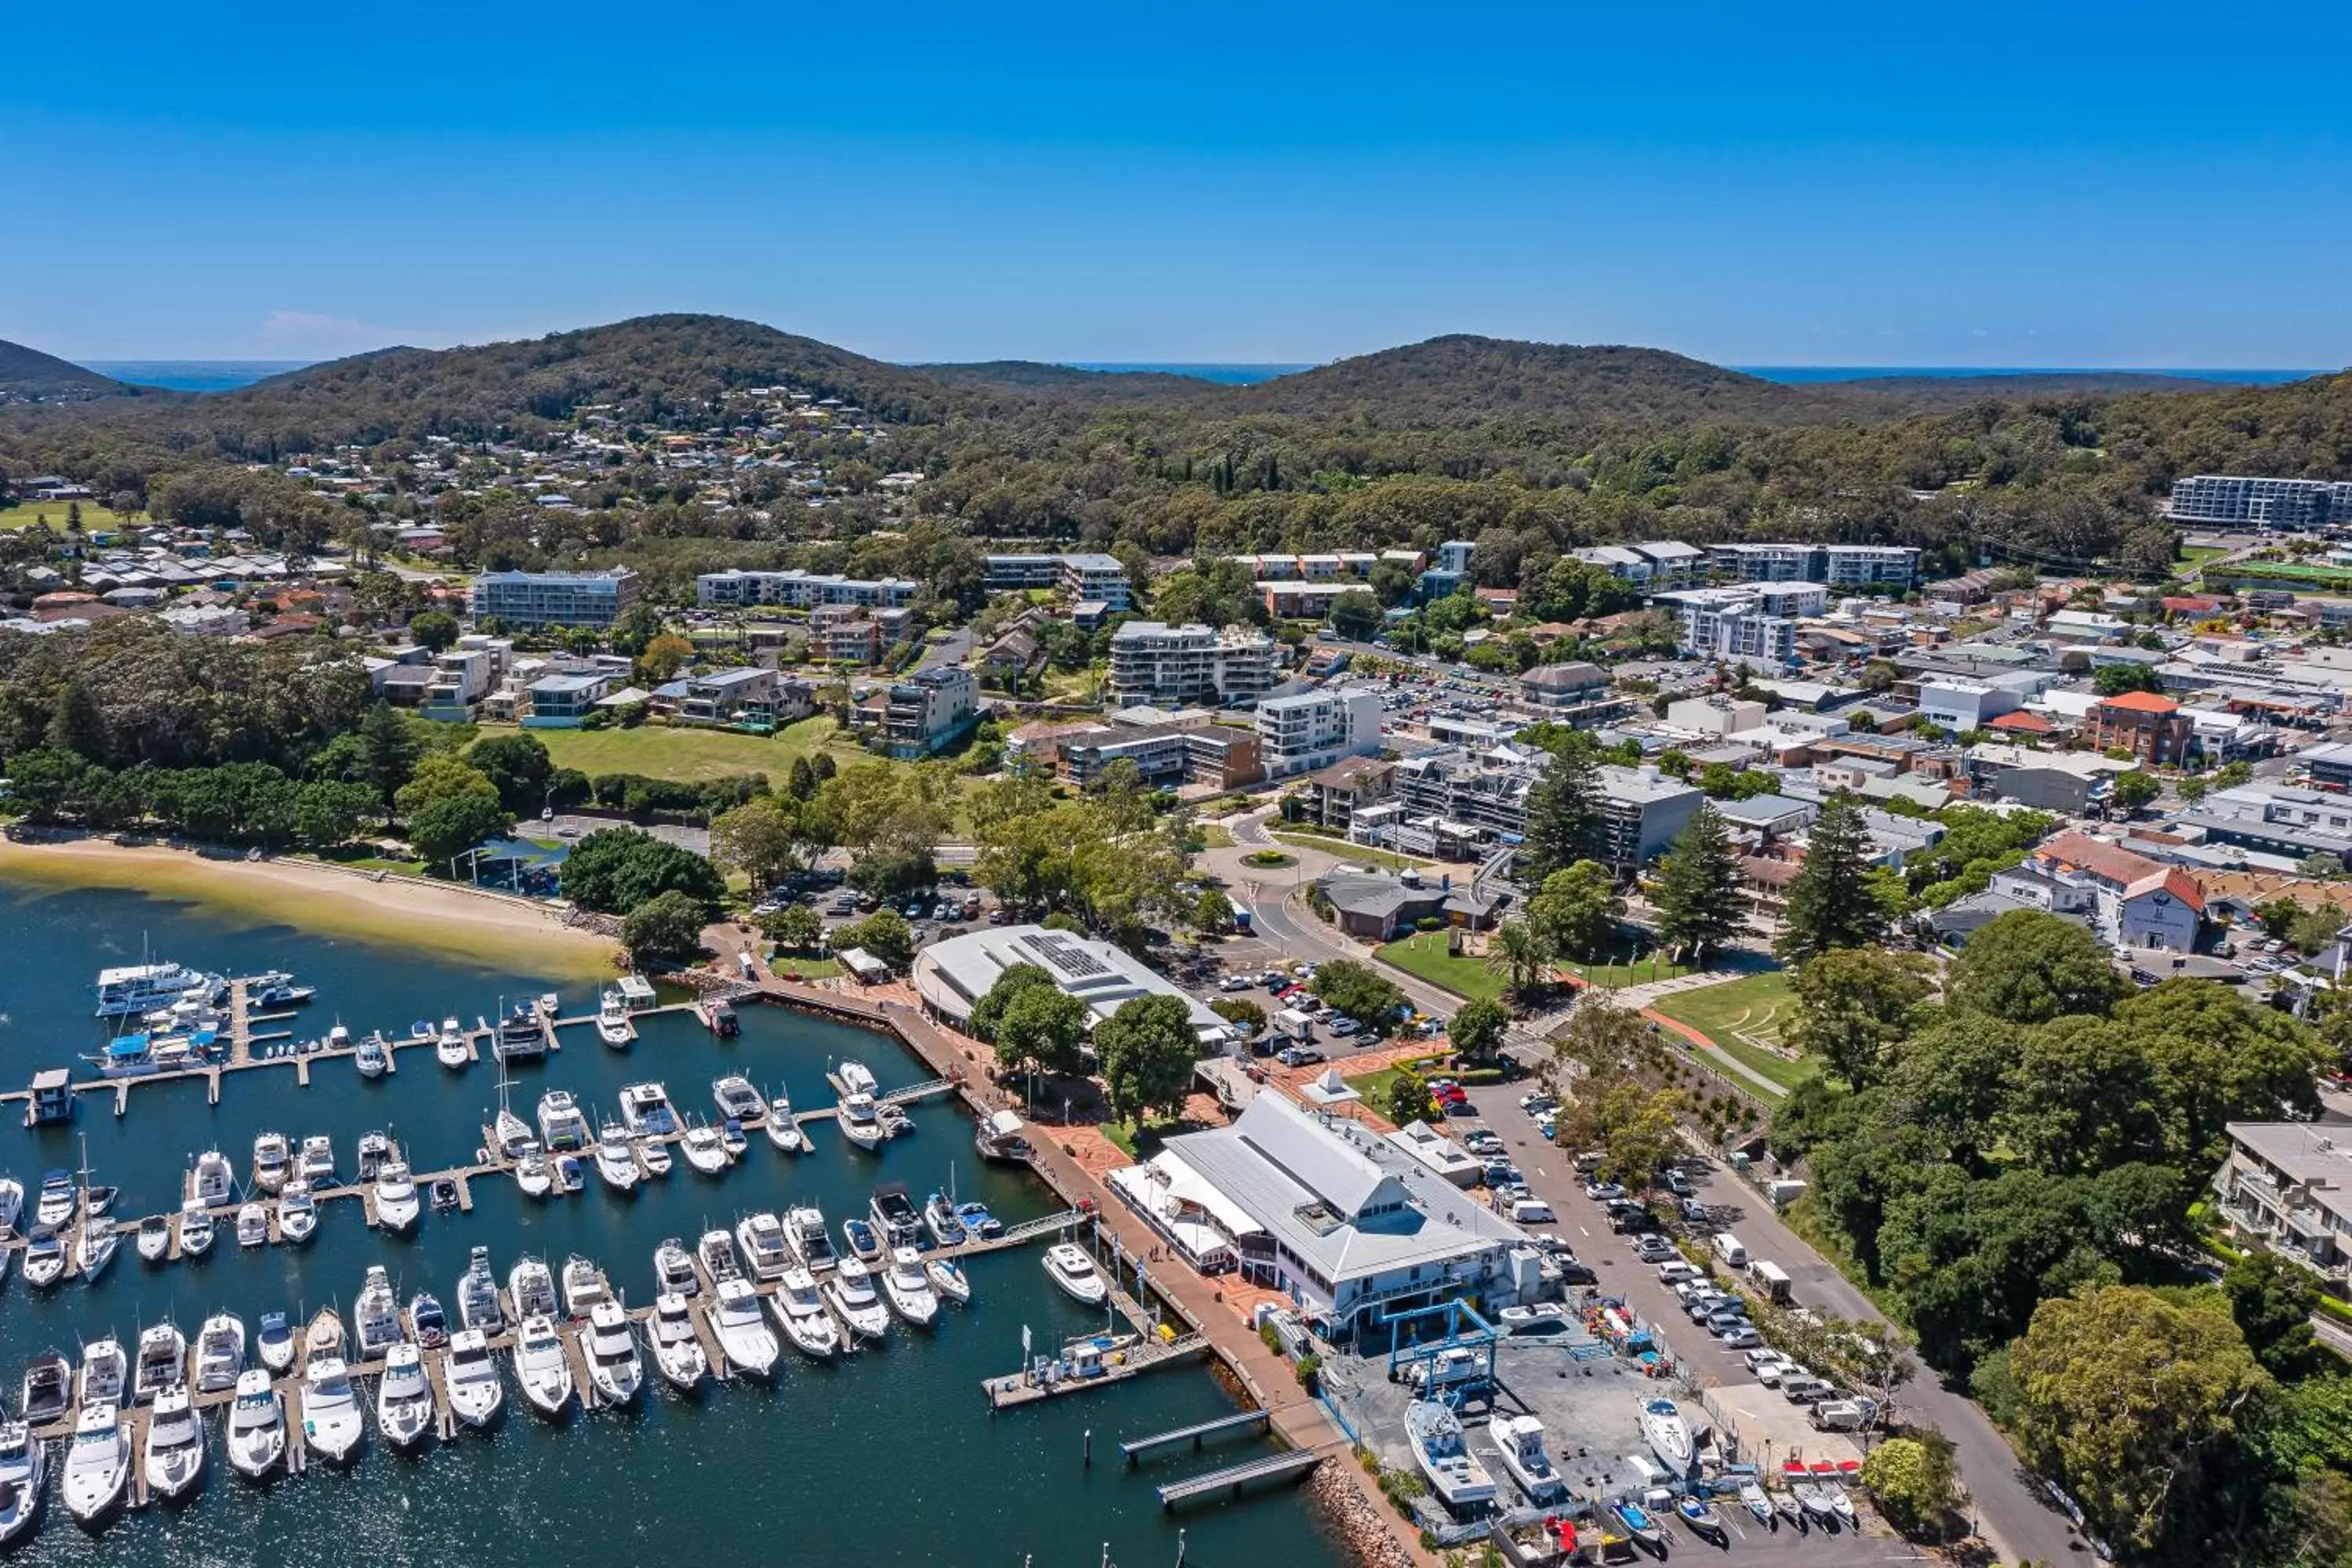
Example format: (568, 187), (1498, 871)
(1328, 1018), (1359, 1036)
(1218, 975), (1252, 992)
(1679, 1197), (1710, 1225)
(1632, 1235), (1677, 1263)
(1274, 1046), (1325, 1068)
(1744, 1349), (1792, 1383)
(1584, 1180), (1625, 1201)
(1657, 1260), (1701, 1285)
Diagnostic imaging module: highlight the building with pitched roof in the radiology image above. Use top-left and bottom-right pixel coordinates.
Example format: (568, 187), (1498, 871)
(2087, 690), (2194, 765)
(1995, 829), (2203, 951)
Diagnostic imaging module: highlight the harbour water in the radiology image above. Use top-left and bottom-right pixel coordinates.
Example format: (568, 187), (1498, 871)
(0, 879), (1348, 1566)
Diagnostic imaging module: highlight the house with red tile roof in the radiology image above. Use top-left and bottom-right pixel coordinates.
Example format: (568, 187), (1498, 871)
(2002, 829), (2204, 952)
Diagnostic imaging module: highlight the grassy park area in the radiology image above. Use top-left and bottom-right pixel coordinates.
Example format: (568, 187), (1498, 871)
(0, 501), (143, 532)
(533, 716), (852, 786)
(1649, 971), (1817, 1095)
(1374, 932), (1505, 1002)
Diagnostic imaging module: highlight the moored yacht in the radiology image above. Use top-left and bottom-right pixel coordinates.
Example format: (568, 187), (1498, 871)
(356, 1131), (393, 1181)
(735, 1211), (791, 1281)
(927, 1256), (973, 1305)
(445, 1330), (503, 1428)
(654, 1237), (699, 1297)
(299, 1356), (363, 1465)
(595, 990), (634, 1047)
(96, 960), (212, 1018)
(870, 1182), (921, 1249)
(354, 1266), (403, 1360)
(458, 1247), (504, 1333)
(78, 1337), (127, 1408)
(923, 1190), (967, 1247)
(509, 1256), (558, 1319)
(194, 1314), (245, 1393)
(770, 1268), (840, 1359)
(435, 1016), (469, 1069)
(710, 1279), (779, 1377)
(536, 1089), (589, 1152)
(276, 1181), (318, 1243)
(784, 1205), (836, 1274)
(696, 1229), (741, 1287)
(637, 1137), (671, 1179)
(62, 1402), (129, 1524)
(298, 1135), (334, 1187)
(765, 1088), (806, 1152)
(0, 1416), (41, 1544)
(372, 1160), (420, 1233)
(584, 1301), (643, 1404)
(24, 1229), (66, 1290)
(142, 1387), (205, 1500)
(35, 1171), (75, 1229)
(711, 1075), (765, 1125)
(645, 1294), (709, 1390)
(255, 1314), (294, 1374)
(881, 1247), (939, 1327)
(78, 1209), (119, 1279)
(1044, 1243), (1108, 1306)
(189, 1148), (234, 1207)
(408, 1290), (449, 1349)
(837, 1093), (885, 1150)
(173, 1200), (212, 1261)
(593, 1123), (639, 1192)
(680, 1124), (730, 1174)
(826, 1258), (891, 1340)
(20, 1352), (71, 1425)
(618, 1081), (677, 1137)
(561, 1254), (612, 1319)
(513, 1316), (573, 1418)
(837, 1059), (879, 1097)
(376, 1343), (433, 1449)
(841, 1217), (883, 1265)
(512, 1143), (553, 1199)
(237, 1202), (270, 1248)
(132, 1322), (187, 1404)
(225, 1370), (285, 1479)
(136, 1214), (171, 1262)
(353, 1032), (390, 1079)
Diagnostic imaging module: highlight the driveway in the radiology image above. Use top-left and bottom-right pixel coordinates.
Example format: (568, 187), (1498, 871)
(1464, 1078), (2089, 1567)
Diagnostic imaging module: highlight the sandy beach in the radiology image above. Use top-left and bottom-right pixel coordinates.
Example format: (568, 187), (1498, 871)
(0, 834), (617, 975)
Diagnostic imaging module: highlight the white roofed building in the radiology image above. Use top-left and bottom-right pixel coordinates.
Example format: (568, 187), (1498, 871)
(912, 923), (1231, 1047)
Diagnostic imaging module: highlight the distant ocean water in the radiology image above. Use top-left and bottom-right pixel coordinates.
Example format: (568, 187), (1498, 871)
(1736, 365), (2323, 385)
(82, 359), (313, 391)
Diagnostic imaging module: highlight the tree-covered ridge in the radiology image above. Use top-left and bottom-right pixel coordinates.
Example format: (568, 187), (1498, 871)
(0, 338), (141, 402)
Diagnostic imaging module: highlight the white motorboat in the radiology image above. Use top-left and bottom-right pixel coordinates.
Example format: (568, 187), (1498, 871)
(826, 1258), (891, 1340)
(1828, 1483), (1858, 1525)
(697, 1229), (741, 1287)
(136, 1214), (171, 1262)
(436, 1016), (470, 1069)
(458, 1247), (505, 1333)
(409, 1292), (449, 1348)
(538, 992), (562, 1019)
(20, 1352), (72, 1426)
(584, 1301), (644, 1404)
(712, 1075), (766, 1124)
(871, 1183), (922, 1250)
(770, 1269), (841, 1359)
(376, 1342), (433, 1448)
(174, 1200), (213, 1261)
(252, 1132), (292, 1194)
(95, 960), (212, 1018)
(1044, 1243), (1108, 1305)
(132, 1322), (187, 1404)
(78, 1341), (129, 1419)
(226, 1370), (285, 1479)
(300, 1357), (364, 1464)
(926, 1257), (973, 1305)
(1639, 1396), (1694, 1475)
(492, 1049), (533, 1156)
(596, 991), (635, 1047)
(681, 1125), (731, 1175)
(637, 1138), (672, 1179)
(0, 1417), (41, 1544)
(194, 1313), (246, 1393)
(237, 1202), (270, 1248)
(785, 1205), (837, 1274)
(735, 1212), (792, 1281)
(881, 1247), (939, 1327)
(593, 1124), (640, 1192)
(353, 1031), (390, 1079)
(838, 1059), (879, 1097)
(373, 1161), (421, 1233)
(513, 1316), (573, 1418)
(35, 1171), (76, 1230)
(190, 1148), (234, 1207)
(355, 1266), (404, 1360)
(357, 1132), (393, 1182)
(554, 1153), (585, 1194)
(837, 1093), (886, 1150)
(298, 1135), (334, 1187)
(618, 1081), (678, 1138)
(510, 1256), (558, 1319)
(561, 1254), (612, 1319)
(654, 1237), (699, 1298)
(62, 1402), (129, 1523)
(645, 1294), (709, 1390)
(536, 1089), (589, 1152)
(923, 1191), (967, 1248)
(255, 1313), (294, 1374)
(445, 1330), (503, 1428)
(513, 1142), (554, 1199)
(710, 1279), (779, 1377)
(1488, 1414), (1566, 1503)
(765, 1090), (806, 1152)
(0, 1175), (21, 1237)
(143, 1386), (205, 1500)
(1406, 1399), (1498, 1512)
(78, 1210), (119, 1279)
(277, 1182), (318, 1243)
(842, 1217), (884, 1266)
(23, 1229), (66, 1289)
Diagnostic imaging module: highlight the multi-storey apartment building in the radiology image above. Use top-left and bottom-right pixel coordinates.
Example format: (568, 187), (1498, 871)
(1657, 583), (1828, 662)
(982, 553), (1134, 610)
(1106, 621), (1279, 707)
(695, 568), (917, 610)
(1254, 688), (1383, 779)
(2167, 475), (2352, 530)
(1707, 543), (1919, 586)
(2085, 691), (2194, 765)
(881, 666), (978, 757)
(470, 568), (640, 628)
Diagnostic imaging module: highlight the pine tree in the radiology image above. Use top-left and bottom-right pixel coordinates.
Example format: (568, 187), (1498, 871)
(1777, 793), (1888, 965)
(44, 679), (107, 762)
(1519, 746), (1601, 884)
(1651, 803), (1747, 964)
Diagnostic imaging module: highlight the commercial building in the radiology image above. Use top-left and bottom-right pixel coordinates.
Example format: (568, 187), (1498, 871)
(1316, 868), (1493, 940)
(1517, 661), (1611, 711)
(1054, 720), (1263, 790)
(881, 666), (978, 757)
(694, 568), (917, 610)
(1657, 583), (1827, 664)
(1254, 688), (1384, 779)
(470, 568), (639, 629)
(1995, 829), (2203, 952)
(982, 553), (1134, 610)
(2085, 691), (2194, 766)
(1107, 621), (1279, 708)
(2167, 475), (2352, 530)
(2212, 1123), (2352, 1286)
(1105, 1094), (1540, 1336)
(913, 923), (1232, 1044)
(1593, 764), (1705, 871)
(1417, 540), (1477, 602)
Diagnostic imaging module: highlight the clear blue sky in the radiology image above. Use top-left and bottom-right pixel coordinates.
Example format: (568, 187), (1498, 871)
(5, 1), (2347, 368)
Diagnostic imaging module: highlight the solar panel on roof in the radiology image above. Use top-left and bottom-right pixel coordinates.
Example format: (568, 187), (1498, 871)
(1032, 933), (1109, 978)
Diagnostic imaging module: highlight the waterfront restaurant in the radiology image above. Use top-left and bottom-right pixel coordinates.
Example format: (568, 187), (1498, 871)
(1106, 1094), (1536, 1340)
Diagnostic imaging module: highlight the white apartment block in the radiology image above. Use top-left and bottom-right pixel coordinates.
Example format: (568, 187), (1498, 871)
(1573, 540), (1704, 591)
(1227, 550), (1426, 580)
(695, 568), (918, 610)
(982, 554), (1134, 609)
(1108, 621), (1279, 708)
(1709, 543), (1919, 587)
(1254, 688), (1384, 779)
(2166, 475), (2352, 530)
(1658, 583), (1827, 664)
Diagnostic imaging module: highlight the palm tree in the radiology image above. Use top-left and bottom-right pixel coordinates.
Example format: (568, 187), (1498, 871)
(1485, 920), (1555, 1001)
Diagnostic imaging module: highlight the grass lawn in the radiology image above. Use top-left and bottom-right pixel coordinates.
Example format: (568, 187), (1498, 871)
(1562, 949), (1700, 989)
(1649, 971), (1817, 1094)
(0, 501), (145, 532)
(532, 716), (851, 786)
(2177, 544), (2230, 571)
(768, 955), (842, 980)
(1344, 1054), (1449, 1114)
(1375, 933), (1505, 1002)
(1272, 833), (1428, 872)
(1101, 1116), (1186, 1160)
(302, 849), (426, 877)
(1196, 823), (1236, 850)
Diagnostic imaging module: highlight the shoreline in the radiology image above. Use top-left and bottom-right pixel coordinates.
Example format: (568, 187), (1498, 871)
(0, 835), (617, 977)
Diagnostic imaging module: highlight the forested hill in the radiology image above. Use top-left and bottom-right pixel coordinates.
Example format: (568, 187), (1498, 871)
(914, 361), (1216, 401)
(1218, 336), (1831, 427)
(0, 339), (142, 403)
(1817, 370), (2245, 411)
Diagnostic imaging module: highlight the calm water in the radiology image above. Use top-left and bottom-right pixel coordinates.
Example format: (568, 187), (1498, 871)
(0, 880), (1344, 1567)
(77, 362), (314, 394)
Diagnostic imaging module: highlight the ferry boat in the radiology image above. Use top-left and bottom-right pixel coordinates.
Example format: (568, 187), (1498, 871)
(94, 961), (214, 1019)
(1406, 1399), (1498, 1512)
(536, 1090), (589, 1152)
(618, 1081), (677, 1138)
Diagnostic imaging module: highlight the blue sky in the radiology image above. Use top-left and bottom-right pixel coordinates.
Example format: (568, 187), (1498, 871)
(5, 1), (2347, 368)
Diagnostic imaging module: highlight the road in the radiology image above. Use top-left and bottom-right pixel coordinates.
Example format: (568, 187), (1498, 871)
(1462, 1078), (2086, 1566)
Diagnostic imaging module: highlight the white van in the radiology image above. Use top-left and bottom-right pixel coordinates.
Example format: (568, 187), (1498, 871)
(1711, 1232), (1748, 1270)
(1510, 1197), (1556, 1225)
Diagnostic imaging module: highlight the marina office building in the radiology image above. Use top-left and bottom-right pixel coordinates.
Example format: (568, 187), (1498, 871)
(1107, 1094), (1539, 1338)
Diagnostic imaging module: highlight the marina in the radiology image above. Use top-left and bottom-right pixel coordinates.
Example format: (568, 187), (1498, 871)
(0, 877), (1346, 1566)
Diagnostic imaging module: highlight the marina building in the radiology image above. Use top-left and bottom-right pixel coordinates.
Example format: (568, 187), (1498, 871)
(2167, 475), (2352, 530)
(694, 568), (918, 610)
(1105, 1094), (1538, 1338)
(913, 924), (1232, 1045)
(1107, 621), (1279, 708)
(470, 568), (640, 629)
